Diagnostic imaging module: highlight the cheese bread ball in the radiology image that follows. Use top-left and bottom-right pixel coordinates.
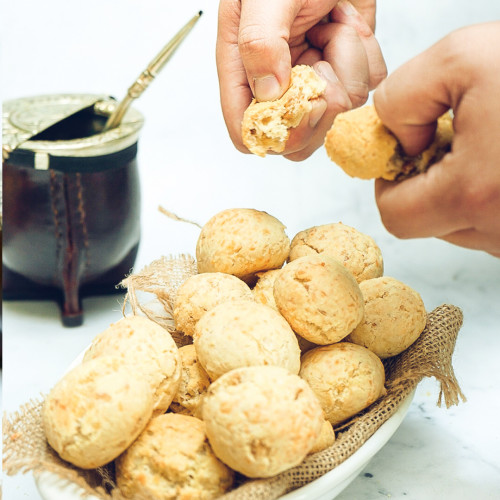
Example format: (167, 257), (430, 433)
(346, 276), (427, 358)
(253, 268), (318, 353)
(173, 272), (253, 336)
(83, 316), (181, 415)
(308, 419), (336, 455)
(252, 269), (282, 311)
(170, 344), (211, 418)
(202, 366), (324, 478)
(324, 105), (453, 180)
(196, 208), (290, 280)
(43, 356), (154, 469)
(274, 255), (364, 345)
(194, 300), (300, 380)
(289, 222), (383, 283)
(116, 413), (234, 500)
(299, 343), (386, 426)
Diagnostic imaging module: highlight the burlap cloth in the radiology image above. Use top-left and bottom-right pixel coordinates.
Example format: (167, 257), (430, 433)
(3, 255), (466, 500)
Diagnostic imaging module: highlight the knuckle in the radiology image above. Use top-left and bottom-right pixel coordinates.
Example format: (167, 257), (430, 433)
(369, 65), (388, 89)
(238, 26), (278, 58)
(345, 81), (370, 108)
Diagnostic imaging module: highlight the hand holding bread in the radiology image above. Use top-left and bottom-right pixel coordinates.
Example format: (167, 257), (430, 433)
(217, 0), (385, 159)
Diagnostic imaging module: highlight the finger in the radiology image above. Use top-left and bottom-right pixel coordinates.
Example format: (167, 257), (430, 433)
(238, 0), (300, 101)
(216, 0), (253, 152)
(285, 61), (352, 161)
(373, 35), (457, 155)
(350, 0), (377, 31)
(330, 0), (387, 89)
(374, 154), (470, 239)
(307, 21), (370, 107)
(279, 98), (328, 159)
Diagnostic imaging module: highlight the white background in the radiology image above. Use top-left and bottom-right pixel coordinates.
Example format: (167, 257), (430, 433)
(2, 1), (500, 499)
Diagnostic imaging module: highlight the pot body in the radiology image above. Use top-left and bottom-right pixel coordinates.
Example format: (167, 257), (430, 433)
(2, 94), (144, 326)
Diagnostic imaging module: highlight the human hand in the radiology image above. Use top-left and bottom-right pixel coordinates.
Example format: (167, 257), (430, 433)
(216, 0), (386, 161)
(373, 22), (500, 258)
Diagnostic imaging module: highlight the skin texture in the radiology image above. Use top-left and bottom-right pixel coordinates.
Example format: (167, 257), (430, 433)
(374, 23), (500, 258)
(216, 0), (385, 160)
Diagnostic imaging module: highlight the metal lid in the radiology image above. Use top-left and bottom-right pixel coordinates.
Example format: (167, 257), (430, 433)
(2, 94), (144, 160)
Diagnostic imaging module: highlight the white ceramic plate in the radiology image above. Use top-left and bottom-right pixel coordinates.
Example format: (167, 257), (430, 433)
(36, 349), (415, 500)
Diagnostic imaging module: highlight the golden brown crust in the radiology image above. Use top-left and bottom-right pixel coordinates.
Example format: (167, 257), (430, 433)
(324, 105), (453, 180)
(82, 316), (181, 415)
(201, 366), (324, 478)
(115, 414), (234, 500)
(345, 276), (427, 358)
(170, 344), (211, 418)
(196, 208), (290, 280)
(307, 419), (336, 455)
(193, 300), (301, 381)
(299, 342), (386, 427)
(242, 65), (327, 157)
(273, 255), (364, 345)
(289, 222), (384, 283)
(42, 356), (154, 469)
(173, 272), (253, 336)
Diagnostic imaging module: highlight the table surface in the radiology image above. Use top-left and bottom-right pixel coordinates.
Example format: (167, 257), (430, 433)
(2, 1), (500, 499)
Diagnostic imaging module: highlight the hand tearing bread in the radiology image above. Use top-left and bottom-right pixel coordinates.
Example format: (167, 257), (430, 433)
(242, 65), (327, 157)
(324, 105), (453, 180)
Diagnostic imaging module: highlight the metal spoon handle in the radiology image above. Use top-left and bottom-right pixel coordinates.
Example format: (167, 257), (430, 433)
(103, 10), (203, 131)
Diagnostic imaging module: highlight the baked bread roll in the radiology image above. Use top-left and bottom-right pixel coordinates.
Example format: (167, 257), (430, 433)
(170, 344), (211, 418)
(173, 272), (253, 336)
(196, 208), (290, 281)
(252, 268), (318, 353)
(202, 365), (324, 478)
(289, 222), (384, 283)
(346, 276), (427, 358)
(324, 105), (453, 180)
(242, 65), (327, 157)
(43, 356), (154, 469)
(308, 418), (336, 455)
(193, 300), (300, 380)
(299, 342), (386, 426)
(83, 316), (181, 415)
(274, 255), (364, 345)
(115, 413), (234, 500)
(252, 269), (282, 311)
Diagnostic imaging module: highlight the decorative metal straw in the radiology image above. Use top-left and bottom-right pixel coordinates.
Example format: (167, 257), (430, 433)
(103, 10), (203, 131)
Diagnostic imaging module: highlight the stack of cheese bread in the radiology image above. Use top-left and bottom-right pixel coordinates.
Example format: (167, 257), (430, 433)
(42, 207), (427, 499)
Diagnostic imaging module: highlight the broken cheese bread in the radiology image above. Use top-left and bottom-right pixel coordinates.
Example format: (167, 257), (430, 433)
(242, 65), (327, 157)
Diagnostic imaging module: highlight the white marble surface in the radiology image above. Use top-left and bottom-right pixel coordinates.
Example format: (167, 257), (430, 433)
(2, 1), (500, 499)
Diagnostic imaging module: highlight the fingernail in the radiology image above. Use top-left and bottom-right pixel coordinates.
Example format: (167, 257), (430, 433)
(309, 99), (327, 128)
(315, 61), (339, 84)
(254, 75), (282, 101)
(337, 0), (356, 15)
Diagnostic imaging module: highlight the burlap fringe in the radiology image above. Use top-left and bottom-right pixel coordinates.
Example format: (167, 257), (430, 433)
(119, 254), (197, 345)
(157, 205), (203, 229)
(3, 255), (465, 500)
(384, 307), (466, 408)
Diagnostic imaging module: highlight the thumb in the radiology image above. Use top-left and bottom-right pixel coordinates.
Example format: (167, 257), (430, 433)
(239, 0), (298, 101)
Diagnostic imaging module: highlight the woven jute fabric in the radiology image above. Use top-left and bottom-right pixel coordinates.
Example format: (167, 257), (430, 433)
(3, 256), (465, 500)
